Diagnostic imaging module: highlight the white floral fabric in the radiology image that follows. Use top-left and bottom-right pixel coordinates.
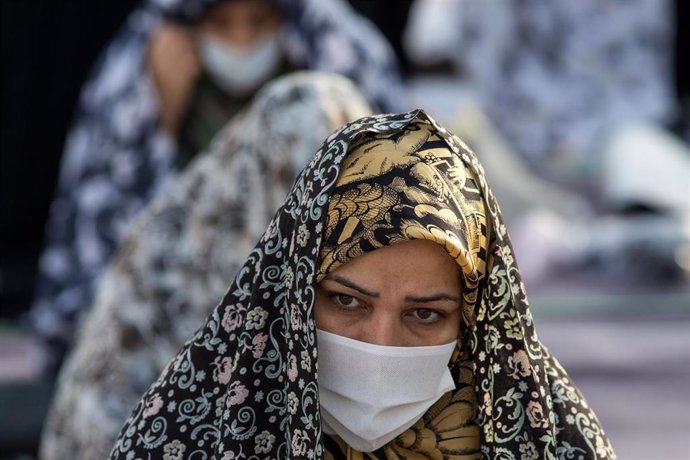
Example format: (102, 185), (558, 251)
(406, 0), (674, 181)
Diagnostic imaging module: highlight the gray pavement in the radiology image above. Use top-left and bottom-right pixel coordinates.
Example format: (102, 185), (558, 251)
(535, 315), (690, 460)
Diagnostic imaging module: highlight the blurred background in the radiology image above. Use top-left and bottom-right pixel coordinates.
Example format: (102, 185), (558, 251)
(1, 0), (689, 458)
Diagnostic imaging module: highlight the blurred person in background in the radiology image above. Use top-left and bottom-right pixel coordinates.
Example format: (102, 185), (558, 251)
(28, 0), (405, 378)
(39, 71), (373, 460)
(403, 0), (690, 289)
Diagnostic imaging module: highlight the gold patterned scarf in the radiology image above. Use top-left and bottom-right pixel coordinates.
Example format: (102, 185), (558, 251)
(319, 121), (484, 459)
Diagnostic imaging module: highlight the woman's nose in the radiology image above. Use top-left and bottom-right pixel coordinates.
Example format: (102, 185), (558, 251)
(357, 315), (402, 347)
(224, 26), (260, 50)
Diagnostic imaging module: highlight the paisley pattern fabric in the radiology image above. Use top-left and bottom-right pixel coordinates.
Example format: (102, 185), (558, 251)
(110, 110), (616, 459)
(29, 0), (404, 374)
(38, 72), (373, 460)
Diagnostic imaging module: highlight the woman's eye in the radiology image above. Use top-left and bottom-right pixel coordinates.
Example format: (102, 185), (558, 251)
(331, 294), (360, 309)
(411, 308), (441, 323)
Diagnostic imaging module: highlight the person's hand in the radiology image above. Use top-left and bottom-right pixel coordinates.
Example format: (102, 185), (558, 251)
(148, 23), (201, 136)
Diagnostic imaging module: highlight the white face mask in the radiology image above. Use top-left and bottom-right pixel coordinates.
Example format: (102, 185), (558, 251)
(198, 34), (282, 97)
(316, 329), (457, 452)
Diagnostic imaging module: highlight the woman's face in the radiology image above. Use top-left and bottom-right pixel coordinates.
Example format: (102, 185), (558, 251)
(197, 0), (281, 49)
(315, 239), (462, 347)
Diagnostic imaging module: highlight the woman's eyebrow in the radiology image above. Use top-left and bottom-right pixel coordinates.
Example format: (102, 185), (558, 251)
(324, 275), (379, 298)
(405, 293), (461, 303)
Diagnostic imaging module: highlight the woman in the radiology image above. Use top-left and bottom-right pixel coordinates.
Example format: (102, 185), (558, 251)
(30, 0), (404, 375)
(110, 110), (616, 458)
(38, 71), (373, 460)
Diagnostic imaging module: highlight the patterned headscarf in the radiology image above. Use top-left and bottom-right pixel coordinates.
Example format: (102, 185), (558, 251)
(30, 0), (405, 375)
(111, 110), (616, 459)
(318, 122), (485, 458)
(318, 124), (489, 332)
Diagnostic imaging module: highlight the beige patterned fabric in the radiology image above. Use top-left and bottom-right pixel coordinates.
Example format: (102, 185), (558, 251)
(39, 72), (372, 460)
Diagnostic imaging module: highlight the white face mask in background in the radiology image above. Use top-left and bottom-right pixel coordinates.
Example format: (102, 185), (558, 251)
(316, 329), (457, 452)
(198, 34), (282, 97)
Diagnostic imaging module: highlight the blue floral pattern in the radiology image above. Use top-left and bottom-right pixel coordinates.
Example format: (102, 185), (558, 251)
(30, 0), (404, 374)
